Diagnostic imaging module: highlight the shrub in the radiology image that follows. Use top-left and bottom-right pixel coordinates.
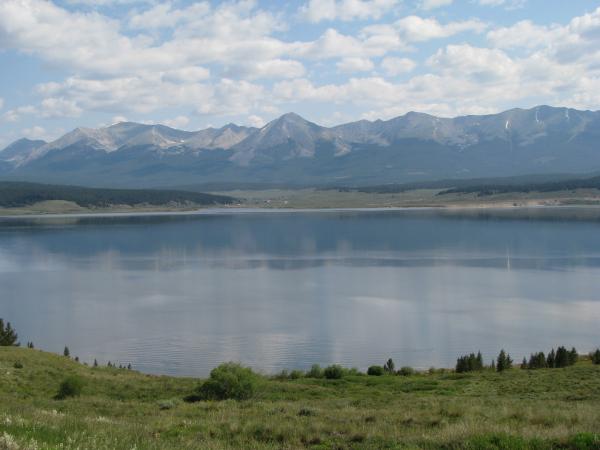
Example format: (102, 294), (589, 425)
(158, 399), (177, 410)
(193, 363), (257, 401)
(290, 370), (304, 380)
(56, 376), (84, 399)
(306, 364), (323, 378)
(13, 361), (23, 369)
(323, 365), (344, 380)
(367, 365), (384, 376)
(397, 366), (415, 376)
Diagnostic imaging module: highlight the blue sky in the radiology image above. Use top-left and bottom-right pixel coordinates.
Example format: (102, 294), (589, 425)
(0, 0), (599, 147)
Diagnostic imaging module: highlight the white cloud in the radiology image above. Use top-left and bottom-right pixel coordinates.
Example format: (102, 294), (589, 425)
(420, 0), (453, 11)
(393, 16), (487, 42)
(20, 126), (56, 141)
(161, 67), (211, 84)
(487, 21), (564, 50)
(477, 0), (526, 9)
(2, 105), (37, 122)
(337, 57), (374, 73)
(66, 0), (153, 4)
(380, 57), (416, 76)
(299, 0), (399, 23)
(246, 114), (265, 128)
(128, 2), (211, 30)
(163, 115), (190, 129)
(39, 98), (83, 118)
(111, 115), (128, 124)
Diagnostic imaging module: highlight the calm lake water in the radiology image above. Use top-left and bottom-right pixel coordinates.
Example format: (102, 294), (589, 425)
(1, 208), (600, 376)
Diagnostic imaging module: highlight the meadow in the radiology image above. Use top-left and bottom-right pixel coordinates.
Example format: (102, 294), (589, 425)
(1, 347), (600, 449)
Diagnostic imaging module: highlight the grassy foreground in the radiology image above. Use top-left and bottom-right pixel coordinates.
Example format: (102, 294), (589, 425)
(1, 348), (600, 449)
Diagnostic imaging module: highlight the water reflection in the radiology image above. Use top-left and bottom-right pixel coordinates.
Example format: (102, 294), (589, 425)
(0, 208), (599, 376)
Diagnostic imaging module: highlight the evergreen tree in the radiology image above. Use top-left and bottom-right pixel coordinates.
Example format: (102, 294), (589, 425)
(63, 346), (70, 357)
(27, 341), (34, 349)
(555, 346), (569, 368)
(547, 348), (556, 368)
(568, 347), (578, 366)
(0, 319), (20, 346)
(496, 350), (512, 372)
(521, 357), (527, 369)
(384, 358), (395, 373)
(527, 352), (547, 369)
(476, 351), (483, 369)
(93, 359), (98, 367)
(127, 364), (132, 370)
(591, 349), (600, 365)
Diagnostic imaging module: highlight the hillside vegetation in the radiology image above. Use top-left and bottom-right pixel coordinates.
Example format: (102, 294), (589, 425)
(1, 347), (600, 449)
(0, 182), (235, 208)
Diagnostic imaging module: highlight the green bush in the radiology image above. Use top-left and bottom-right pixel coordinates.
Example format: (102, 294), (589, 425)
(367, 365), (384, 376)
(193, 363), (257, 401)
(13, 361), (23, 369)
(397, 366), (415, 376)
(306, 364), (323, 378)
(323, 365), (344, 380)
(56, 376), (84, 399)
(290, 370), (304, 379)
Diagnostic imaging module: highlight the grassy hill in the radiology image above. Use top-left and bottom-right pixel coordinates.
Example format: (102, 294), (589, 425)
(1, 347), (600, 449)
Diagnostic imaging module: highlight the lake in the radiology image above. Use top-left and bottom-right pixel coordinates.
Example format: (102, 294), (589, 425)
(1, 207), (600, 376)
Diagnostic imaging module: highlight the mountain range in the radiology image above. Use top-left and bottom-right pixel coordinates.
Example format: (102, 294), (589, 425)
(1, 105), (600, 188)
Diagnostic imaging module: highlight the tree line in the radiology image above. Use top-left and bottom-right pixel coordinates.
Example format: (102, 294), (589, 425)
(0, 181), (235, 208)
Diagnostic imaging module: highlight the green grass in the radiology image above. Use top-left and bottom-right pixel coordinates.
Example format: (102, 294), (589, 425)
(1, 348), (600, 449)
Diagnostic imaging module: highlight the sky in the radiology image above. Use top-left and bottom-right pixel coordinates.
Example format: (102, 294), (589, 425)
(0, 0), (599, 147)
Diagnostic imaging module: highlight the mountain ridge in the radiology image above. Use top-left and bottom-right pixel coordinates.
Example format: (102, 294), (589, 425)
(2, 105), (600, 187)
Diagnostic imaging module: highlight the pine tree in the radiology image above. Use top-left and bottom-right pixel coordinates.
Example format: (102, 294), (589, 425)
(63, 346), (70, 357)
(496, 350), (512, 372)
(93, 359), (98, 367)
(591, 349), (600, 365)
(476, 351), (483, 370)
(521, 357), (527, 369)
(568, 347), (578, 366)
(27, 342), (34, 349)
(0, 319), (20, 346)
(384, 358), (395, 373)
(127, 364), (132, 370)
(555, 346), (569, 368)
(547, 348), (556, 368)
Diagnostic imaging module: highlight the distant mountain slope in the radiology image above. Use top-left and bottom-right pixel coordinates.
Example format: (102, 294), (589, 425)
(1, 105), (599, 187)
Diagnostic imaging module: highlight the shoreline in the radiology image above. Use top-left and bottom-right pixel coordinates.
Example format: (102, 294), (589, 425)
(2, 199), (600, 219)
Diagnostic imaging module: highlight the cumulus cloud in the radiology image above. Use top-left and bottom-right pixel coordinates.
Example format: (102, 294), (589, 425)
(20, 126), (54, 141)
(392, 16), (487, 42)
(1, 0), (599, 131)
(420, 0), (453, 11)
(380, 57), (416, 76)
(163, 115), (190, 129)
(246, 114), (266, 128)
(299, 0), (399, 23)
(337, 57), (374, 73)
(477, 0), (526, 9)
(2, 105), (37, 122)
